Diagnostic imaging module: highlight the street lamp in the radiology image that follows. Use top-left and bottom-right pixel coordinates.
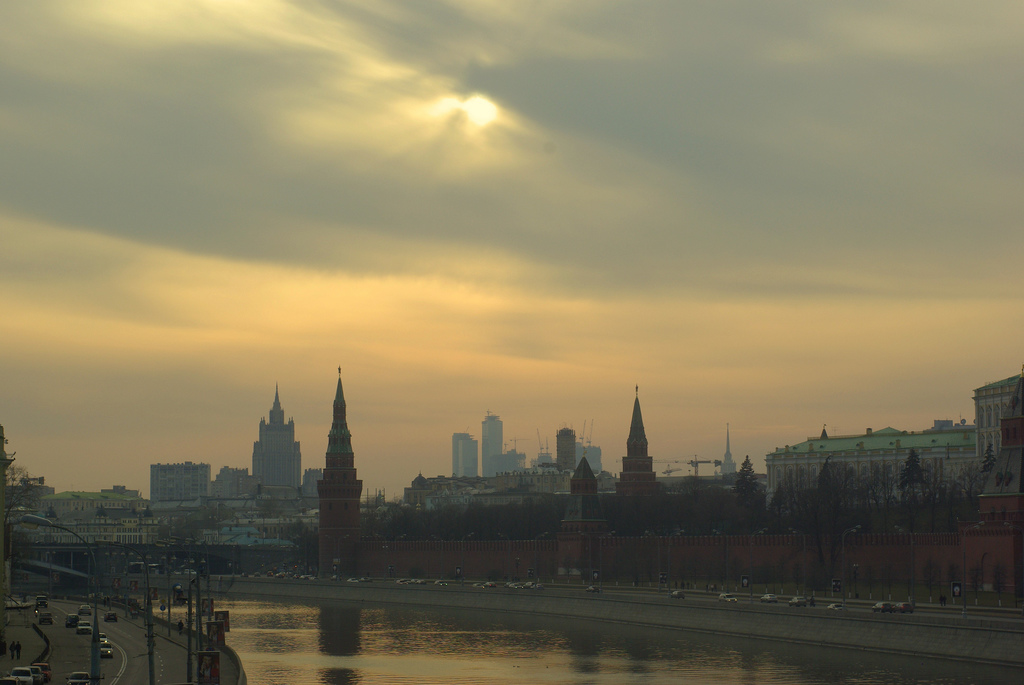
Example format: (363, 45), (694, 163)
(961, 522), (984, 618)
(841, 525), (861, 608)
(20, 515), (101, 684)
(895, 526), (916, 606)
(1003, 522), (1024, 617)
(789, 528), (807, 597)
(103, 541), (155, 685)
(748, 528), (767, 603)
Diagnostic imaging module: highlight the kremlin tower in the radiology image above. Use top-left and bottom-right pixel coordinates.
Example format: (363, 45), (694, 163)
(616, 386), (659, 496)
(318, 370), (363, 576)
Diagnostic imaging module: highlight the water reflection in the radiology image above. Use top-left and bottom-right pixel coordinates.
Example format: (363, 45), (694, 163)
(223, 597), (1021, 685)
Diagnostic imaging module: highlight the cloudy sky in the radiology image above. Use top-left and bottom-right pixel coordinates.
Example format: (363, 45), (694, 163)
(3, 1), (1023, 499)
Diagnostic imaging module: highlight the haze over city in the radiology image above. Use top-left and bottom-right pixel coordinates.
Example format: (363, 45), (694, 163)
(2, 1), (1023, 499)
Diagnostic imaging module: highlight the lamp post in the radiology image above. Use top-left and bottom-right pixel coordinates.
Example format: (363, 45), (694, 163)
(20, 515), (101, 684)
(790, 528), (807, 597)
(748, 527), (767, 603)
(895, 526), (916, 606)
(841, 525), (861, 608)
(1002, 522), (1024, 617)
(961, 522), (983, 618)
(104, 541), (155, 685)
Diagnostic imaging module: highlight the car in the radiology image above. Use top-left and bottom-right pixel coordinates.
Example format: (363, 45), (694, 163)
(482, 581), (497, 588)
(104, 612), (117, 622)
(0, 677), (21, 685)
(358, 577), (373, 582)
(433, 580), (448, 586)
(718, 593), (738, 602)
(30, 664), (50, 683)
(533, 584), (545, 590)
(670, 589), (685, 599)
(77, 605), (92, 616)
(27, 667), (43, 685)
(65, 673), (90, 685)
(346, 577), (360, 583)
(76, 620), (93, 635)
(896, 602), (914, 613)
(37, 612), (53, 625)
(6, 668), (33, 685)
(586, 585), (601, 593)
(872, 601), (897, 613)
(100, 645), (113, 659)
(65, 614), (80, 628)
(34, 595), (48, 608)
(788, 596), (808, 607)
(759, 593), (778, 603)
(826, 603), (844, 610)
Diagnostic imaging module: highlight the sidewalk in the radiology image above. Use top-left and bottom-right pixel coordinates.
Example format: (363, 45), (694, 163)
(2, 606), (48, 671)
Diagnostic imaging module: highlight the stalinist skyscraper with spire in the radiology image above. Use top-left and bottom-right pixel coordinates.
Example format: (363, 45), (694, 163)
(318, 370), (363, 576)
(252, 385), (302, 487)
(720, 424), (737, 475)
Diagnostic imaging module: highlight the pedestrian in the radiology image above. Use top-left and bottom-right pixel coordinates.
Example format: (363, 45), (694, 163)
(178, 620), (184, 635)
(14, 641), (21, 659)
(8, 641), (14, 660)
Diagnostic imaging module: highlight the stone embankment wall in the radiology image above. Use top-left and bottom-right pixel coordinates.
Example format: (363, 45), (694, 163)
(214, 577), (1024, 667)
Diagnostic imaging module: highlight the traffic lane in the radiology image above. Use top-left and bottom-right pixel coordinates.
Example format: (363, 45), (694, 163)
(44, 601), (124, 683)
(49, 601), (189, 684)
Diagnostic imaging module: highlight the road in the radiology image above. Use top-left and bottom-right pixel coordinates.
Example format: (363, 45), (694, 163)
(43, 600), (188, 684)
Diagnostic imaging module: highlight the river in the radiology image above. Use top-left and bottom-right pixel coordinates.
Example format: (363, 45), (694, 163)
(221, 598), (1019, 685)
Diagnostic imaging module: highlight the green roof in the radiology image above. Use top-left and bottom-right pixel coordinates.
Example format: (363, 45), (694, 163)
(976, 374), (1021, 391)
(42, 491), (143, 501)
(770, 426), (975, 456)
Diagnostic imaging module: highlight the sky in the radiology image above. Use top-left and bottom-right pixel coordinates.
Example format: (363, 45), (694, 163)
(2, 1), (1023, 500)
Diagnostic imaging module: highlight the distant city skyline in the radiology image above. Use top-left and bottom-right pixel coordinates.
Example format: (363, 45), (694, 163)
(2, 2), (1018, 502)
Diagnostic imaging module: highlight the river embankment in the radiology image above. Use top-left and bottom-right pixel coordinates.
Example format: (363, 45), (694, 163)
(212, 577), (1024, 668)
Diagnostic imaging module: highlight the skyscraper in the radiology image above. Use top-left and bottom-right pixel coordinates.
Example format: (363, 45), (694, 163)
(452, 433), (479, 477)
(318, 370), (363, 576)
(481, 412), (503, 477)
(556, 427), (576, 472)
(252, 385), (302, 488)
(720, 423), (736, 475)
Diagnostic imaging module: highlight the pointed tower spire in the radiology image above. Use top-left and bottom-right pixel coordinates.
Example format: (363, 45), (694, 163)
(617, 387), (658, 496)
(626, 393), (648, 458)
(319, 368), (362, 577)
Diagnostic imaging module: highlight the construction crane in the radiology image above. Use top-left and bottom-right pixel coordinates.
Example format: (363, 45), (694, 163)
(661, 466), (682, 476)
(689, 458), (723, 478)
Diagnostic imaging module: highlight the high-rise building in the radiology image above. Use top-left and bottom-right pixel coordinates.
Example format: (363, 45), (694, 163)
(210, 466), (259, 498)
(481, 412), (503, 477)
(452, 433), (479, 477)
(252, 385), (302, 488)
(720, 424), (736, 475)
(556, 427), (576, 472)
(576, 440), (601, 473)
(616, 387), (659, 496)
(318, 371), (363, 576)
(301, 468), (323, 496)
(150, 461), (211, 502)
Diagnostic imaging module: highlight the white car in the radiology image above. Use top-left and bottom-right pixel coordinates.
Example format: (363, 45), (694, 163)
(718, 593), (738, 602)
(6, 668), (33, 685)
(76, 620), (93, 635)
(66, 673), (91, 685)
(100, 644), (114, 659)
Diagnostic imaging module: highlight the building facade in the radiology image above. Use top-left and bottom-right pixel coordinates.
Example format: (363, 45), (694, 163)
(252, 386), (302, 488)
(451, 433), (479, 478)
(974, 373), (1020, 460)
(765, 421), (976, 494)
(481, 412), (503, 477)
(318, 372), (363, 576)
(210, 466), (260, 498)
(556, 427), (576, 473)
(149, 461), (211, 502)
